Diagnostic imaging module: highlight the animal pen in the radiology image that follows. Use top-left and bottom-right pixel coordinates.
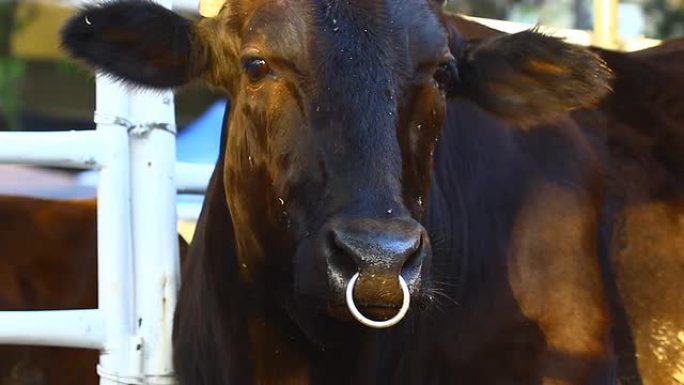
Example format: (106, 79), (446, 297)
(0, 0), (212, 378)
(0, 72), (215, 383)
(0, 0), (656, 383)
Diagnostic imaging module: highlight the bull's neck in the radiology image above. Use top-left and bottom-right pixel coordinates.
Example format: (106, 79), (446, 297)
(226, 196), (313, 384)
(223, 160), (295, 285)
(247, 317), (311, 385)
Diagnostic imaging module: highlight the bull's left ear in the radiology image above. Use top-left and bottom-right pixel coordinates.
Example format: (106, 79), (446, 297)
(61, 0), (198, 88)
(450, 30), (613, 127)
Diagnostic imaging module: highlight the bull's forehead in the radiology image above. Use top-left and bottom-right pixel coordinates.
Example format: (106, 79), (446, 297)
(240, 0), (448, 84)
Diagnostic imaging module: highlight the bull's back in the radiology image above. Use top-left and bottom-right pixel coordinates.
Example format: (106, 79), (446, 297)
(610, 200), (684, 385)
(598, 44), (684, 385)
(604, 137), (684, 385)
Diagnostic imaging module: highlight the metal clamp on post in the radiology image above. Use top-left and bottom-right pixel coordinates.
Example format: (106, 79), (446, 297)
(96, 366), (144, 385)
(94, 111), (135, 130)
(96, 336), (146, 385)
(129, 123), (177, 137)
(95, 111), (176, 136)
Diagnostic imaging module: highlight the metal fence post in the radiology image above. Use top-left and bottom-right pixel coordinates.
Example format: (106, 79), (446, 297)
(93, 75), (139, 385)
(129, 87), (179, 384)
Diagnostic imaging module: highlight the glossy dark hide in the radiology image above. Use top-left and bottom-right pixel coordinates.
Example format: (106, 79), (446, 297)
(590, 43), (684, 385)
(174, 41), (684, 385)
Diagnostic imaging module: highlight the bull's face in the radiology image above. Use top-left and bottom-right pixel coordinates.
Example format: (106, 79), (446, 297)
(215, 0), (453, 328)
(62, 0), (611, 331)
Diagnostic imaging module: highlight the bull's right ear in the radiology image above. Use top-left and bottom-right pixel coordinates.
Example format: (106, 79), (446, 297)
(449, 29), (613, 128)
(61, 0), (208, 89)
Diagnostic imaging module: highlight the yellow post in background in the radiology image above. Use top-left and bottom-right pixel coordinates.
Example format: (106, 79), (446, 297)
(593, 0), (619, 49)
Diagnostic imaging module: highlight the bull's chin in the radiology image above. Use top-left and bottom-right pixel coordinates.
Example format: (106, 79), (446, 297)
(327, 304), (401, 322)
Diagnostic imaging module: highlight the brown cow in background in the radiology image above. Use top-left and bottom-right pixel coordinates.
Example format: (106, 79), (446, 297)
(0, 196), (188, 385)
(0, 197), (99, 385)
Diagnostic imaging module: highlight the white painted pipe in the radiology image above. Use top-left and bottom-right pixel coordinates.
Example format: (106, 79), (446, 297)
(0, 309), (104, 349)
(175, 162), (214, 193)
(0, 130), (101, 168)
(77, 161), (213, 193)
(129, 86), (180, 384)
(177, 198), (204, 222)
(94, 74), (138, 385)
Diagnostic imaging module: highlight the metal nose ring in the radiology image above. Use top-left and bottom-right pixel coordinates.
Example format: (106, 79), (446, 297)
(345, 272), (410, 328)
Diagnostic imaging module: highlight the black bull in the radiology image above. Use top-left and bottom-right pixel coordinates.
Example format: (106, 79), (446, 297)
(61, 1), (684, 384)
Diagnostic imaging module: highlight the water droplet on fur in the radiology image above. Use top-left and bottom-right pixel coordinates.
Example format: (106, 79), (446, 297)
(282, 211), (291, 228)
(315, 105), (321, 112)
(278, 198), (285, 206)
(386, 208), (393, 215)
(417, 196), (423, 206)
(332, 18), (337, 24)
(248, 155), (254, 167)
(241, 263), (247, 269)
(385, 89), (393, 101)
(84, 15), (92, 25)
(417, 124), (422, 131)
(333, 27), (339, 32)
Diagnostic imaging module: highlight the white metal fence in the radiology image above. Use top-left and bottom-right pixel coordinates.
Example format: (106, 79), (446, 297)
(0, 67), (211, 385)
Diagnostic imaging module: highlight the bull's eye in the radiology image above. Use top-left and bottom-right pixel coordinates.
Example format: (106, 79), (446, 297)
(433, 60), (459, 94)
(242, 57), (271, 83)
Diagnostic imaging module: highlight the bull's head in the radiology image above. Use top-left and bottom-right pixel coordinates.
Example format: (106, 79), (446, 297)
(62, 0), (610, 330)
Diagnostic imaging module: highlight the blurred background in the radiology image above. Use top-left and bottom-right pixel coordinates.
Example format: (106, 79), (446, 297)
(448, 0), (684, 38)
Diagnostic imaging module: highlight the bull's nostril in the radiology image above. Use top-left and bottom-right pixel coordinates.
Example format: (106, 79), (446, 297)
(328, 221), (426, 276)
(401, 234), (423, 279)
(328, 231), (358, 276)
